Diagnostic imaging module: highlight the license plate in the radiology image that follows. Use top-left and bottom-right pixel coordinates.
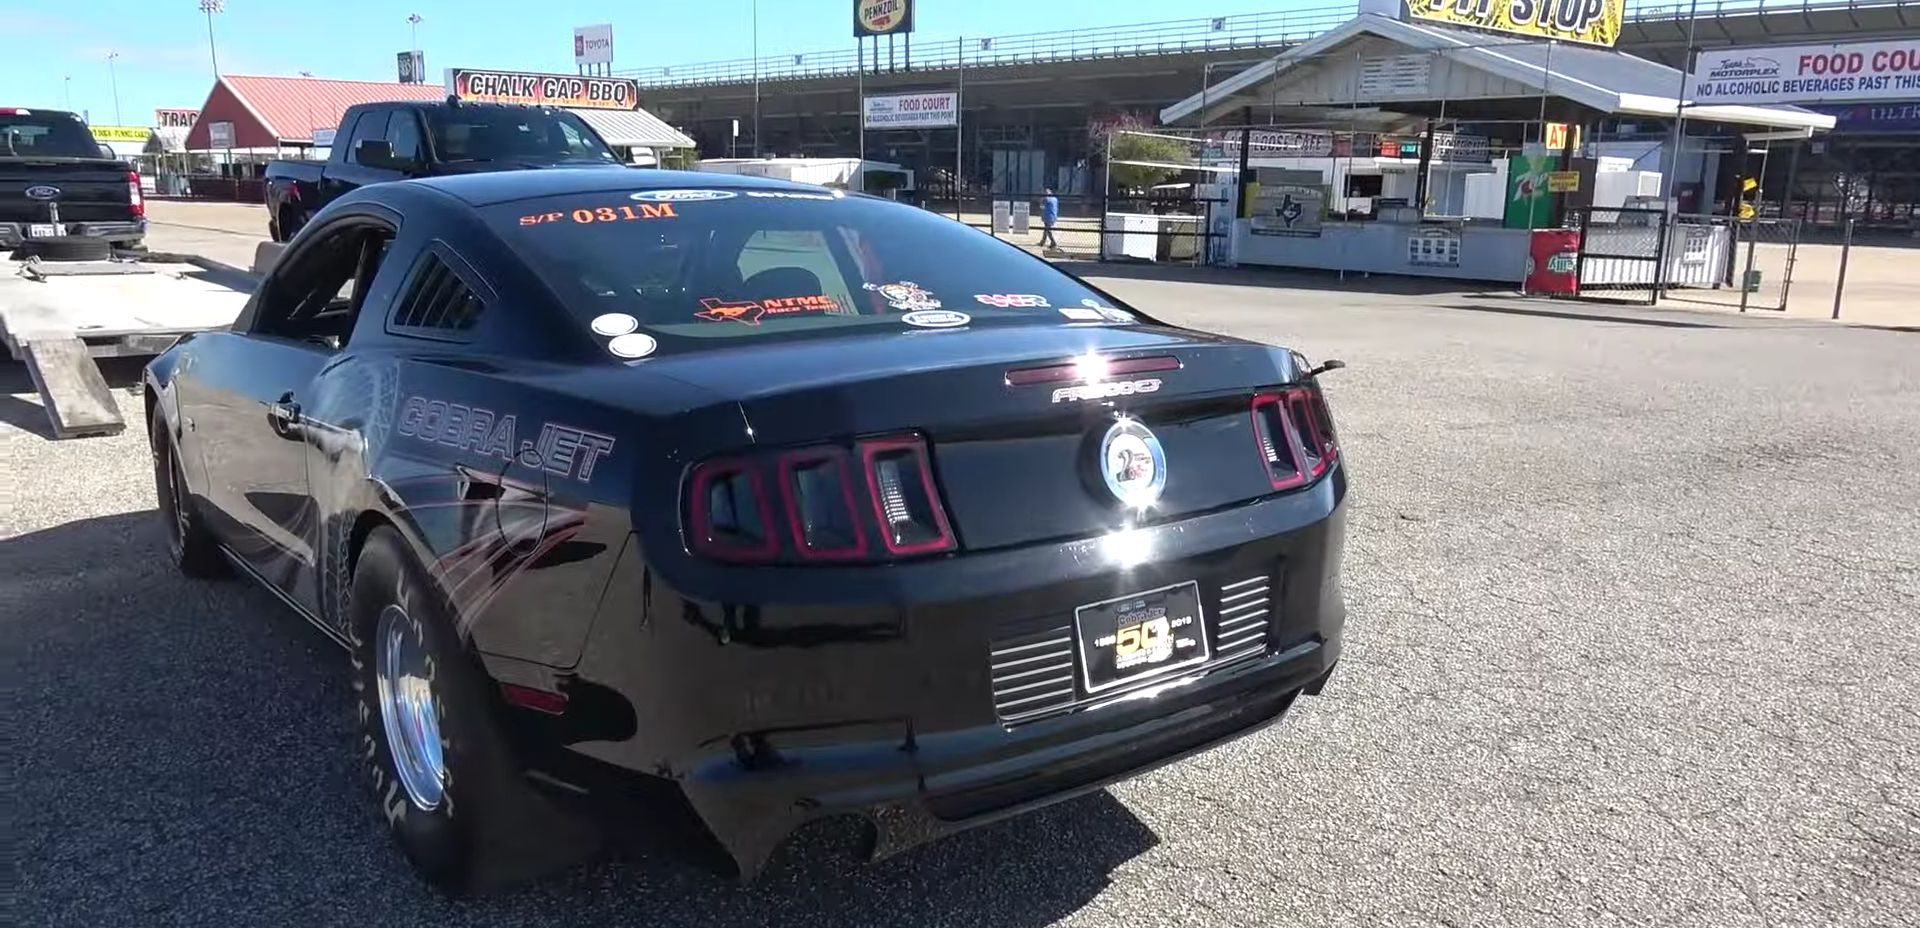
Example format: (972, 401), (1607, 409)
(1074, 581), (1210, 694)
(27, 223), (63, 238)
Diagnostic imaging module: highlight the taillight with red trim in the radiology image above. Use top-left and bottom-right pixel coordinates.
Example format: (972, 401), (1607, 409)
(1249, 384), (1339, 490)
(685, 434), (955, 564)
(687, 457), (779, 561)
(127, 171), (144, 218)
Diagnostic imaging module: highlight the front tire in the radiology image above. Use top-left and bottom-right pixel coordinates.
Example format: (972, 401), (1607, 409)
(347, 527), (599, 892)
(150, 413), (227, 579)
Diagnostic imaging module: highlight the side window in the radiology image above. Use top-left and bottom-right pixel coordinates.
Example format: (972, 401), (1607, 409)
(343, 110), (384, 164)
(332, 111), (362, 157)
(385, 111), (424, 164)
(388, 251), (485, 341)
(734, 231), (859, 315)
(253, 222), (397, 351)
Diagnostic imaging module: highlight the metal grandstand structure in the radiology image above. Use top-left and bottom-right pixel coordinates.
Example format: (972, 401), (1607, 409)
(617, 0), (1918, 88)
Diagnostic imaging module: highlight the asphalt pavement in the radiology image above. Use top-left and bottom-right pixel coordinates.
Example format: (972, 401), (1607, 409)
(5, 268), (1917, 927)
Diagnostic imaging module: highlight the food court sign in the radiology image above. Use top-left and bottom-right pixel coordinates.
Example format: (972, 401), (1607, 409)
(1691, 40), (1920, 105)
(1405, 0), (1624, 49)
(446, 68), (638, 110)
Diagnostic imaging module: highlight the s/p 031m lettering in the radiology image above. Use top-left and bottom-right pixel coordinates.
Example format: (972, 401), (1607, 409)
(141, 166), (1349, 891)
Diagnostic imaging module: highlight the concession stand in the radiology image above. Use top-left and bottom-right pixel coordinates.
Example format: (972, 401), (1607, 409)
(1161, 9), (1836, 286)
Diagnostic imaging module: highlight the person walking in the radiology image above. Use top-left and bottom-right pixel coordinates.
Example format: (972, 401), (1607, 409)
(1039, 188), (1060, 252)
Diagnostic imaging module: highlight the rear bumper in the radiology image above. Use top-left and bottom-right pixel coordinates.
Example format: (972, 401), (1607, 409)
(542, 467), (1348, 878)
(0, 219), (146, 248)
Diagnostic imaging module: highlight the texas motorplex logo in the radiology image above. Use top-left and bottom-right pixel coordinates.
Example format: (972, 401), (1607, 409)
(1702, 55), (1782, 81)
(1052, 379), (1162, 404)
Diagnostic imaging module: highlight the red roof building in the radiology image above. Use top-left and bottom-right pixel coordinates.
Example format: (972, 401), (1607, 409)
(185, 75), (443, 150)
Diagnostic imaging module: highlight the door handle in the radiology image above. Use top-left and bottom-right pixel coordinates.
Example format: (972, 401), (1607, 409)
(269, 391), (302, 425)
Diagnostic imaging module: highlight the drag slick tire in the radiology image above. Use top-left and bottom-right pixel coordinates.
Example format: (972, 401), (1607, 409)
(347, 527), (599, 892)
(150, 413), (228, 579)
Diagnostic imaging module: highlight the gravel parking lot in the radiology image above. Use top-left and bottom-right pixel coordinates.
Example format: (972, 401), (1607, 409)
(5, 266), (1916, 927)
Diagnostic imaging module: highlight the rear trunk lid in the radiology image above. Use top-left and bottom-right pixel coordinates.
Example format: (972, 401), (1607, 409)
(0, 158), (134, 223)
(642, 324), (1306, 551)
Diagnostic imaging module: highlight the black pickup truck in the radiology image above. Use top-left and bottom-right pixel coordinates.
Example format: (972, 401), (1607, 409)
(263, 100), (623, 241)
(1, 107), (145, 257)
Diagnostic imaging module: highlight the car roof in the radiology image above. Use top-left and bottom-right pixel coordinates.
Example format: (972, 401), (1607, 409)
(414, 168), (834, 208)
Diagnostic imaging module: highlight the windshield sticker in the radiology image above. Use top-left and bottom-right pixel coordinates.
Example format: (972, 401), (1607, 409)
(1081, 298), (1136, 323)
(607, 332), (658, 358)
(691, 299), (840, 328)
(523, 203), (677, 226)
(745, 190), (839, 201)
(629, 189), (736, 202)
(901, 310), (971, 329)
(695, 295), (839, 325)
(1058, 306), (1103, 321)
(590, 312), (638, 336)
(864, 280), (942, 311)
(974, 294), (1052, 309)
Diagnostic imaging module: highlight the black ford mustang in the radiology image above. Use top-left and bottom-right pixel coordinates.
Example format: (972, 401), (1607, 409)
(142, 169), (1349, 890)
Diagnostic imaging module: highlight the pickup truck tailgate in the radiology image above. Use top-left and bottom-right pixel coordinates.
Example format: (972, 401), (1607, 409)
(0, 159), (134, 223)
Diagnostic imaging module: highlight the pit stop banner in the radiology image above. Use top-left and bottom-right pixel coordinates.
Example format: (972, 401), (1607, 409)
(1404, 0), (1624, 49)
(854, 0), (914, 37)
(1690, 40), (1920, 106)
(446, 68), (638, 111)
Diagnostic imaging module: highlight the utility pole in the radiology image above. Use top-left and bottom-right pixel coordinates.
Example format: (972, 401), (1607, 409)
(198, 0), (224, 79)
(751, 0), (761, 157)
(63, 76), (72, 110)
(107, 52), (123, 125)
(1656, 0), (1700, 300)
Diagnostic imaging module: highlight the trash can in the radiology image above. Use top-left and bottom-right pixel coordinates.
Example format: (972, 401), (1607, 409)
(1524, 229), (1582, 296)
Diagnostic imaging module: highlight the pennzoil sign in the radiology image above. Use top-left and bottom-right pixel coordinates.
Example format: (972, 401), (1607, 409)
(446, 68), (638, 110)
(854, 0), (914, 37)
(1405, 0), (1624, 49)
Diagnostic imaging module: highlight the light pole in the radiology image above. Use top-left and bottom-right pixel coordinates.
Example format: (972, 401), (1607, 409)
(106, 52), (122, 125)
(1656, 0), (1700, 300)
(408, 13), (422, 54)
(751, 0), (760, 158)
(63, 76), (72, 110)
(198, 0), (224, 79)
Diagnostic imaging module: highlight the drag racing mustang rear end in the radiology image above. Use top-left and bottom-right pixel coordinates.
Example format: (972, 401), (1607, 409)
(142, 170), (1349, 889)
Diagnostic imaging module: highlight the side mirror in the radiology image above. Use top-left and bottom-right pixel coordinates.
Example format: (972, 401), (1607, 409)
(355, 139), (397, 169)
(98, 143), (118, 160)
(1306, 358), (1346, 379)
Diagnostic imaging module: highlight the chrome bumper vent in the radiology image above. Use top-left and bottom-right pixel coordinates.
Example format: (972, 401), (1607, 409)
(1212, 573), (1274, 663)
(988, 626), (1077, 723)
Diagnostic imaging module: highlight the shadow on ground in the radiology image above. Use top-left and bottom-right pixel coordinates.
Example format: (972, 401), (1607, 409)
(6, 511), (1157, 928)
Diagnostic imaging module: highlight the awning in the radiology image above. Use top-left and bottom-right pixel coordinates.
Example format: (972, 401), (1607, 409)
(145, 127), (190, 153)
(570, 107), (694, 149)
(1161, 13), (1836, 133)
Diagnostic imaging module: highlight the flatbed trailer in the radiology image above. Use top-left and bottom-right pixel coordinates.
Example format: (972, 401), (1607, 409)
(0, 254), (253, 438)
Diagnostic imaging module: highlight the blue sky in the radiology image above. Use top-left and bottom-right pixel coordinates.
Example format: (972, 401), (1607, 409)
(1, 1), (1311, 127)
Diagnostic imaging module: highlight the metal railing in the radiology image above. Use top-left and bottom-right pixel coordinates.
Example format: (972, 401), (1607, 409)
(621, 8), (1360, 87)
(619, 0), (1915, 89)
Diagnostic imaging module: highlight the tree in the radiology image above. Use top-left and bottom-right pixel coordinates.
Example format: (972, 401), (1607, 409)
(1088, 112), (1189, 191)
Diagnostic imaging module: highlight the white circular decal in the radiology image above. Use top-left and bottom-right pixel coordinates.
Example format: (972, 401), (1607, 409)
(901, 310), (971, 329)
(607, 333), (658, 358)
(629, 189), (736, 202)
(1100, 419), (1167, 510)
(590, 312), (638, 336)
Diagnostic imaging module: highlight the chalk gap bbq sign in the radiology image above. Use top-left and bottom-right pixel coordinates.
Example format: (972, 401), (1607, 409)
(446, 68), (639, 110)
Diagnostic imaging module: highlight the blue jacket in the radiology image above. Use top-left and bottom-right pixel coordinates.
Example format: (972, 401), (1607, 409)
(1041, 195), (1059, 224)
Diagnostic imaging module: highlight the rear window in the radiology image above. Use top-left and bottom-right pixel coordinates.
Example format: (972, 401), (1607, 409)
(486, 189), (1132, 349)
(0, 111), (101, 159)
(426, 108), (615, 165)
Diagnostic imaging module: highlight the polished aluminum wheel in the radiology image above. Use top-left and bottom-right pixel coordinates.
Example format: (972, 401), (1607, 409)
(376, 604), (446, 811)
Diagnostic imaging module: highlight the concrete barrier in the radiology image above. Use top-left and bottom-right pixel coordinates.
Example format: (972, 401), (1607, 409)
(252, 241), (287, 277)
